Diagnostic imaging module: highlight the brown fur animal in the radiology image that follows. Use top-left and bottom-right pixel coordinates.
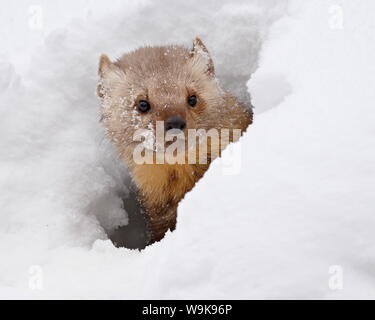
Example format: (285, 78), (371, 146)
(97, 37), (252, 245)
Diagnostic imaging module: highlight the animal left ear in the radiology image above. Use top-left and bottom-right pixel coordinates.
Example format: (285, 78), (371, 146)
(190, 37), (215, 76)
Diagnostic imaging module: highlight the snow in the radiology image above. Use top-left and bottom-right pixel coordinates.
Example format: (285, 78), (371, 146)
(1, 0), (375, 299)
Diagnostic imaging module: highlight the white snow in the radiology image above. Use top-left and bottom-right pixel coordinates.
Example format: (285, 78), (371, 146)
(1, 0), (375, 299)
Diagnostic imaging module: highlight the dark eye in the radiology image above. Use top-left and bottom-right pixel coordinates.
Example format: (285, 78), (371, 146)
(187, 95), (197, 107)
(138, 100), (151, 113)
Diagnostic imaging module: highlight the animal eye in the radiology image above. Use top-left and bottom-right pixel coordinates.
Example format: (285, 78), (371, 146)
(138, 100), (151, 113)
(187, 95), (197, 107)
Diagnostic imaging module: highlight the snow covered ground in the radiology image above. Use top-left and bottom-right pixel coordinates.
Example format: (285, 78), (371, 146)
(1, 0), (375, 299)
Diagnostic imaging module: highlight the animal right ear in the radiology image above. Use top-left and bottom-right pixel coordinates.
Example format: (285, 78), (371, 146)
(97, 54), (124, 98)
(98, 54), (113, 76)
(97, 54), (111, 98)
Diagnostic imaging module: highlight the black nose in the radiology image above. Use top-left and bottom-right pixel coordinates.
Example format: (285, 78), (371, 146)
(165, 116), (186, 131)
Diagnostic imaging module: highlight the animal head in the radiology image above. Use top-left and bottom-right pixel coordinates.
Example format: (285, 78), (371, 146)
(97, 37), (227, 158)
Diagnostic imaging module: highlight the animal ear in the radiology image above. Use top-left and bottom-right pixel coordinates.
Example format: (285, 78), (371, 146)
(97, 54), (124, 98)
(98, 54), (113, 76)
(190, 37), (215, 76)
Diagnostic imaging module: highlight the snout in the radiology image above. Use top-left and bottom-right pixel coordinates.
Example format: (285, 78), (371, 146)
(165, 116), (186, 131)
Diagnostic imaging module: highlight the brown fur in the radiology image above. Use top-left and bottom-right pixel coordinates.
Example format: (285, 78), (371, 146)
(97, 37), (252, 244)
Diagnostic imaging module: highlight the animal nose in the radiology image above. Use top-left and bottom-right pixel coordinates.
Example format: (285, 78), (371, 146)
(165, 116), (186, 131)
